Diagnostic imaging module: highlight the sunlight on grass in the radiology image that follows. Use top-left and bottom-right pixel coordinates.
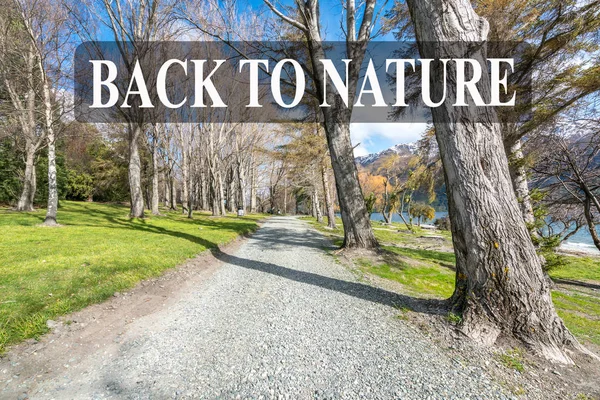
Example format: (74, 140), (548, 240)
(0, 201), (265, 353)
(304, 216), (600, 347)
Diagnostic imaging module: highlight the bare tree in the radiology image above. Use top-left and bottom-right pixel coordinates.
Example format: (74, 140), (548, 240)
(13, 0), (72, 225)
(532, 117), (600, 251)
(0, 3), (43, 211)
(262, 0), (379, 248)
(88, 0), (177, 218)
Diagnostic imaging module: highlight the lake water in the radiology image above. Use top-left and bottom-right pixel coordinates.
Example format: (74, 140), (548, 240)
(370, 211), (599, 255)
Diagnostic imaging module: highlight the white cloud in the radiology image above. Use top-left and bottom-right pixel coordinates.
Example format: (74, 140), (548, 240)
(353, 143), (370, 157)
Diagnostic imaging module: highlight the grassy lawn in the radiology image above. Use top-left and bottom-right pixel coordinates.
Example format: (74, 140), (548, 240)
(304, 216), (600, 347)
(0, 201), (265, 353)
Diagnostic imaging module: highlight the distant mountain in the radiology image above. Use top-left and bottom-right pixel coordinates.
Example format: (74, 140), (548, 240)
(355, 143), (418, 167)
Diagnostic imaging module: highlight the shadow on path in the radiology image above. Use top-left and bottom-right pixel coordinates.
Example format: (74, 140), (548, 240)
(213, 250), (447, 316)
(554, 278), (600, 291)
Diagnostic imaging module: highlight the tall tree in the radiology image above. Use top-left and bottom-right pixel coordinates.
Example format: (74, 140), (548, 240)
(13, 0), (71, 225)
(405, 0), (589, 363)
(88, 0), (177, 218)
(262, 0), (379, 248)
(0, 3), (42, 211)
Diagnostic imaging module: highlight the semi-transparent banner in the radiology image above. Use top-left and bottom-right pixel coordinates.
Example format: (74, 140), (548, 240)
(74, 41), (532, 123)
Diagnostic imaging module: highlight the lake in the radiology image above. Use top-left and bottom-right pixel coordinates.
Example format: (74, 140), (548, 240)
(369, 211), (599, 255)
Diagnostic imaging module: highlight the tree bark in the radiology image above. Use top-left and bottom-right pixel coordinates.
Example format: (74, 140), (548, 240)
(164, 171), (171, 209)
(304, 27), (377, 248)
(382, 180), (391, 224)
(181, 147), (189, 214)
(322, 118), (377, 248)
(36, 59), (58, 226)
(583, 197), (600, 251)
(406, 0), (583, 363)
(170, 174), (177, 210)
(250, 163), (257, 213)
(507, 140), (536, 231)
(5, 48), (40, 212)
(237, 159), (247, 212)
(151, 140), (160, 216)
(321, 162), (337, 229)
(17, 147), (37, 212)
(200, 168), (208, 210)
(314, 189), (323, 223)
(128, 122), (145, 218)
(218, 171), (227, 216)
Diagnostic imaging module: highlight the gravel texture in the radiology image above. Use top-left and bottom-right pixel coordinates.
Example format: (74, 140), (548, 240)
(8, 217), (515, 399)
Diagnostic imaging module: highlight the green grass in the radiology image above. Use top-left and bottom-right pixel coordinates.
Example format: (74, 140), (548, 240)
(497, 348), (526, 372)
(304, 216), (600, 347)
(548, 256), (600, 283)
(0, 201), (265, 353)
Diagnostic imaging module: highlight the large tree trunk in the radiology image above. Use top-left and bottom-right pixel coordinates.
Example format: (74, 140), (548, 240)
(406, 0), (583, 363)
(304, 35), (377, 249)
(38, 47), (58, 227)
(17, 147), (37, 212)
(151, 142), (160, 216)
(322, 118), (377, 248)
(128, 122), (145, 218)
(321, 162), (337, 229)
(10, 50), (39, 212)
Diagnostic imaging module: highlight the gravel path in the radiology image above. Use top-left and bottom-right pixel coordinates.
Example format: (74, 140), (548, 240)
(7, 217), (514, 399)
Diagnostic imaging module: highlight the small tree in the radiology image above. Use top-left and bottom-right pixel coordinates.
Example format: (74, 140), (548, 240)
(364, 193), (377, 218)
(409, 202), (435, 227)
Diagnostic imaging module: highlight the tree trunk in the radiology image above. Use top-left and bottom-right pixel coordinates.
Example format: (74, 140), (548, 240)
(398, 190), (413, 231)
(583, 197), (600, 251)
(39, 76), (58, 226)
(151, 142), (160, 215)
(237, 160), (247, 212)
(43, 131), (58, 226)
(314, 189), (323, 223)
(283, 180), (287, 214)
(507, 140), (536, 231)
(17, 147), (37, 212)
(321, 162), (337, 229)
(200, 168), (209, 210)
(304, 36), (377, 249)
(187, 175), (195, 219)
(406, 0), (582, 363)
(322, 119), (377, 248)
(250, 164), (257, 213)
(218, 171), (227, 216)
(382, 181), (391, 224)
(128, 122), (145, 218)
(181, 148), (189, 214)
(227, 169), (236, 213)
(170, 175), (177, 210)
